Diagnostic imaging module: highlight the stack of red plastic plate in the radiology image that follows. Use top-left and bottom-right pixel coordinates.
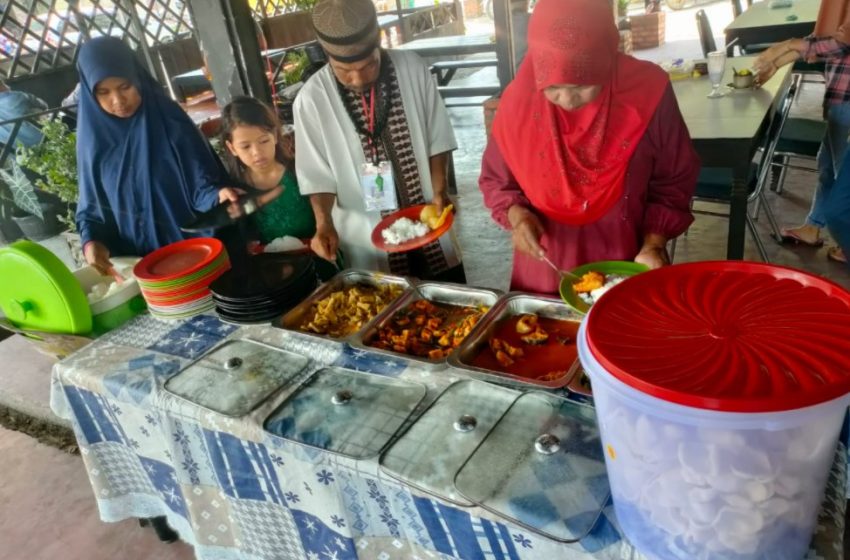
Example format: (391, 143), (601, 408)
(133, 238), (230, 320)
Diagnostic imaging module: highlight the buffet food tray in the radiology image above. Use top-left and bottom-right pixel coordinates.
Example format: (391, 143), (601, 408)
(350, 282), (501, 369)
(274, 269), (412, 344)
(448, 293), (583, 388)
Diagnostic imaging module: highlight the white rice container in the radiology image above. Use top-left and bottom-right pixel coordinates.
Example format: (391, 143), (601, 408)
(576, 261), (850, 560)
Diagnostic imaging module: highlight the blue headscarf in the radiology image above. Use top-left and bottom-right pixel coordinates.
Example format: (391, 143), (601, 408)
(75, 36), (226, 256)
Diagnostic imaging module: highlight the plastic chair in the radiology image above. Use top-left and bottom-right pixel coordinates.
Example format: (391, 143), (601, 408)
(769, 117), (825, 195)
(730, 0), (753, 19)
(671, 75), (799, 263)
(696, 10), (716, 58)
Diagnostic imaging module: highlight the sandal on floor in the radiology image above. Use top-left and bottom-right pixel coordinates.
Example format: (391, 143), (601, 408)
(827, 246), (848, 264)
(780, 228), (824, 247)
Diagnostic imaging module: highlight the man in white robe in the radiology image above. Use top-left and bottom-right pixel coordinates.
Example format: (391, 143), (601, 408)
(294, 0), (464, 281)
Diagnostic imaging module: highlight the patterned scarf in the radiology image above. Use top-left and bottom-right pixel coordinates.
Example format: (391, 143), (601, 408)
(336, 51), (449, 277)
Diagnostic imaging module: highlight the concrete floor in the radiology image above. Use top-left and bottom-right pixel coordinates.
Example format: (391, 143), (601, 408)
(1, 2), (849, 557)
(0, 426), (194, 560)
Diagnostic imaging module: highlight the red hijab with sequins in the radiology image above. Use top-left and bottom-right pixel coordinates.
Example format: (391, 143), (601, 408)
(493, 0), (669, 225)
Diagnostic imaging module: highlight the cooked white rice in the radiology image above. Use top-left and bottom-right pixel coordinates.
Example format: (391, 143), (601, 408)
(578, 274), (628, 305)
(264, 236), (306, 253)
(382, 217), (429, 245)
(87, 266), (134, 304)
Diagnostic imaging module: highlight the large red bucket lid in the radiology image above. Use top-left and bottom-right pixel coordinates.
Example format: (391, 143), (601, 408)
(585, 261), (850, 412)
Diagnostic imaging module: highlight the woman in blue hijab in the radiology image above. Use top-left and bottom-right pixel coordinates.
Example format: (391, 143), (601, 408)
(75, 36), (237, 274)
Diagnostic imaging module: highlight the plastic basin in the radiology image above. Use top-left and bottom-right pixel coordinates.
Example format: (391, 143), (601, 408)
(73, 260), (146, 336)
(578, 321), (847, 560)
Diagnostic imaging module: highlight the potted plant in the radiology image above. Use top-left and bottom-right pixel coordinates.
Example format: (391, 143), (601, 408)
(618, 0), (630, 16)
(0, 160), (63, 242)
(17, 119), (83, 264)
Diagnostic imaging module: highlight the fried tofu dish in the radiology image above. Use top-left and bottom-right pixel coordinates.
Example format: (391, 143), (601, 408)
(300, 284), (403, 338)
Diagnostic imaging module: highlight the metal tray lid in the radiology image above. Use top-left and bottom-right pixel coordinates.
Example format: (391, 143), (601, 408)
(164, 339), (310, 417)
(379, 380), (519, 506)
(263, 367), (427, 459)
(454, 392), (610, 542)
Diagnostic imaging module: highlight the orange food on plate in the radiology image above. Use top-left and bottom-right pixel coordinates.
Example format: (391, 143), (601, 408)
(572, 271), (605, 294)
(419, 204), (454, 230)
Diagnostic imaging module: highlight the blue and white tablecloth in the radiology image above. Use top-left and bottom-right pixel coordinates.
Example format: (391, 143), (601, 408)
(49, 314), (848, 560)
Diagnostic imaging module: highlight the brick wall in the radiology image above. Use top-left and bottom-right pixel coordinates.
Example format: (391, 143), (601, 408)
(464, 0), (483, 18)
(629, 12), (665, 50)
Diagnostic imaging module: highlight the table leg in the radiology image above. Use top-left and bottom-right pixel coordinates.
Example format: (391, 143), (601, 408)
(727, 165), (749, 260)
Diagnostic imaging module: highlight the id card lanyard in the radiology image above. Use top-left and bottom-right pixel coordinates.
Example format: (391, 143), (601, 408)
(360, 85), (384, 191)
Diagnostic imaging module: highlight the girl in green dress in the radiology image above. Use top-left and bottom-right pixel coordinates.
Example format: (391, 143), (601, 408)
(220, 96), (340, 279)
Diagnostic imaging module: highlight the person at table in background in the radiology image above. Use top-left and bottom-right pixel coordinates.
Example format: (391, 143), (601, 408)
(0, 80), (47, 147)
(220, 96), (341, 280)
(754, 0), (850, 264)
(478, 0), (699, 295)
(294, 0), (464, 282)
(75, 37), (239, 276)
(825, 148), (850, 268)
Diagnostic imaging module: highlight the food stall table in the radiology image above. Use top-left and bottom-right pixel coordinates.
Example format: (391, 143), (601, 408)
(50, 313), (847, 560)
(725, 0), (819, 55)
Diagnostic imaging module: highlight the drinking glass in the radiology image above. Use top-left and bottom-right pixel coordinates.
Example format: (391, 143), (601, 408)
(707, 51), (727, 98)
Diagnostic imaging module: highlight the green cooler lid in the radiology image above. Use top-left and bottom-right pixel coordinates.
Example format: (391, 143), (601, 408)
(0, 240), (92, 334)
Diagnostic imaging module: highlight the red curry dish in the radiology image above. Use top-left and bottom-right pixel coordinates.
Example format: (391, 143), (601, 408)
(471, 314), (579, 382)
(367, 299), (488, 360)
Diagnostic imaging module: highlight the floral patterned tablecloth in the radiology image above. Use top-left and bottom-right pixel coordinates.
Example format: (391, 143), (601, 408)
(50, 314), (847, 560)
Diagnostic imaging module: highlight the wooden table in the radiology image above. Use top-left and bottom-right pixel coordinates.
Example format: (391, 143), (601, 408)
(171, 48), (291, 100)
(398, 34), (500, 104)
(181, 95), (220, 126)
(725, 0), (819, 51)
(672, 57), (794, 259)
(397, 34), (496, 58)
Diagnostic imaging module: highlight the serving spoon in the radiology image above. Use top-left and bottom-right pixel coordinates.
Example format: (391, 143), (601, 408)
(540, 255), (582, 283)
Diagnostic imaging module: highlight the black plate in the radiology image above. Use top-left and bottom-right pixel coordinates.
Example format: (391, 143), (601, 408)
(212, 286), (311, 312)
(215, 305), (293, 323)
(210, 253), (315, 301)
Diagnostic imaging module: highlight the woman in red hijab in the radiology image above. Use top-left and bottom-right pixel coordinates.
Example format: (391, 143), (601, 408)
(479, 0), (699, 294)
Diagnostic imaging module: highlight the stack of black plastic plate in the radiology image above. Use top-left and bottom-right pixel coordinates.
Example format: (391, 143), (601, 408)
(209, 253), (318, 325)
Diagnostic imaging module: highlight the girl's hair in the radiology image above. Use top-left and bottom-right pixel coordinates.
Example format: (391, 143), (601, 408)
(220, 96), (290, 186)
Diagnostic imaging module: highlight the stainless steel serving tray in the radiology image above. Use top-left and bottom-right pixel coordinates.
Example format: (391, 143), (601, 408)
(274, 269), (412, 344)
(351, 282), (501, 369)
(448, 292), (583, 389)
(567, 364), (593, 397)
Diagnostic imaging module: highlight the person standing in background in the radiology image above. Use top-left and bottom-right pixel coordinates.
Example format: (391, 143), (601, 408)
(755, 0), (850, 264)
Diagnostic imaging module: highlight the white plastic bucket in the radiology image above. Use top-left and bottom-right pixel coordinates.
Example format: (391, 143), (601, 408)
(578, 320), (848, 560)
